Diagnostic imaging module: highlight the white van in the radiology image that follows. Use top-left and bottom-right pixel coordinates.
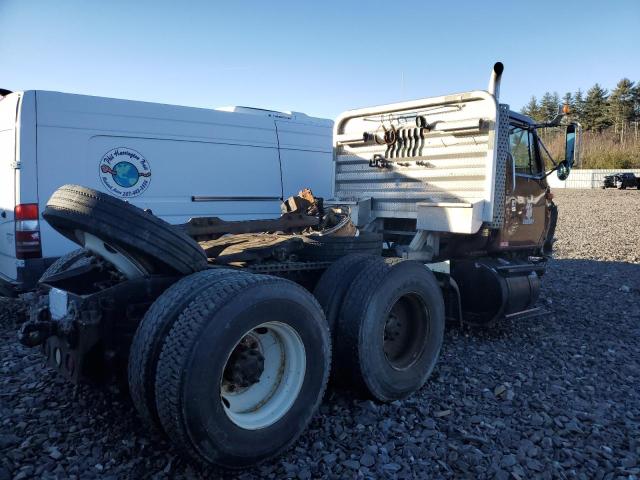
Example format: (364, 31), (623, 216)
(0, 90), (333, 295)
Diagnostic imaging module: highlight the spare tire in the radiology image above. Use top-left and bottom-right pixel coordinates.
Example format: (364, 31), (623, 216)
(39, 248), (94, 282)
(43, 185), (207, 275)
(299, 232), (382, 261)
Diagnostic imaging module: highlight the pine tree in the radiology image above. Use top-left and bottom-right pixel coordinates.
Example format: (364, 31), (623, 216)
(573, 89), (585, 123)
(540, 92), (560, 122)
(561, 92), (574, 121)
(609, 79), (635, 140)
(583, 84), (611, 131)
(521, 96), (542, 121)
(631, 81), (640, 122)
(634, 82), (640, 141)
(552, 92), (561, 112)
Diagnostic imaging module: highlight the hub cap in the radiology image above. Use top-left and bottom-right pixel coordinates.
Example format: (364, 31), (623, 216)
(383, 293), (429, 370)
(220, 321), (306, 430)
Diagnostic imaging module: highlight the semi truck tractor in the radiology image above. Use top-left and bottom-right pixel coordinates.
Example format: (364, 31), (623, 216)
(17, 63), (579, 470)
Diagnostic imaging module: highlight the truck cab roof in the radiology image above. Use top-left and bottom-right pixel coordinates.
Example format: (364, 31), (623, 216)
(508, 110), (535, 126)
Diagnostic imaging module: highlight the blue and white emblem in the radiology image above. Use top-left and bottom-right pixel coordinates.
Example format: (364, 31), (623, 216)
(99, 147), (151, 198)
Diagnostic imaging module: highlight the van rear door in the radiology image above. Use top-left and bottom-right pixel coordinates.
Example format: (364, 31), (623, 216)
(0, 92), (19, 283)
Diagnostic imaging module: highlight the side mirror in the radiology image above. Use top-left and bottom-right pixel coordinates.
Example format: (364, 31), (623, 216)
(557, 161), (570, 181)
(558, 124), (578, 180)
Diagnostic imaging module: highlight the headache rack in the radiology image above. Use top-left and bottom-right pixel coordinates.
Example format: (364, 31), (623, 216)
(333, 91), (510, 234)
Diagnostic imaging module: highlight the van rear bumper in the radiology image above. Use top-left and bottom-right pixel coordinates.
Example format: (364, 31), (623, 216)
(0, 258), (55, 296)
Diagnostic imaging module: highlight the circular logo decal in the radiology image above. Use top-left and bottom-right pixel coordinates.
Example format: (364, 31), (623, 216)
(99, 147), (151, 198)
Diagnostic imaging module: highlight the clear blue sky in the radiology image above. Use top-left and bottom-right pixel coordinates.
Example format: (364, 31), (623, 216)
(1, 0), (638, 119)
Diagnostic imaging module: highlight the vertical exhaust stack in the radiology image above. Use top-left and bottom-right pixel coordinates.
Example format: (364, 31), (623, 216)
(487, 62), (504, 101)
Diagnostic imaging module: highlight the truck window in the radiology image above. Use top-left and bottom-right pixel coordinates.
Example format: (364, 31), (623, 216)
(529, 131), (544, 175)
(509, 126), (534, 175)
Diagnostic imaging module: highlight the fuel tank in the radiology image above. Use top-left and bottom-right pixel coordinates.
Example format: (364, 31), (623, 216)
(450, 257), (544, 326)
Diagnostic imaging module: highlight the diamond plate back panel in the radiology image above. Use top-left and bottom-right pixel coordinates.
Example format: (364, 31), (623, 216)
(333, 91), (501, 224)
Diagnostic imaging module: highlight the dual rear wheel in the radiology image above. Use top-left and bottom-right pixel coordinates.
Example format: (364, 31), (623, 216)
(128, 255), (444, 470)
(128, 270), (331, 469)
(317, 256), (445, 402)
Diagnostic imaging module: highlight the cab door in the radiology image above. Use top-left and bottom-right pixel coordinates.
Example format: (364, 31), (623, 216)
(500, 123), (548, 249)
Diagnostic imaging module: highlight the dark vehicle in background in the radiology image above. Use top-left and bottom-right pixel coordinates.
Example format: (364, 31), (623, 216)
(602, 172), (640, 189)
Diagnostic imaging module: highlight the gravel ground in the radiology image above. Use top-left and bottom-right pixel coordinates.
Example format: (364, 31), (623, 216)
(1, 189), (639, 480)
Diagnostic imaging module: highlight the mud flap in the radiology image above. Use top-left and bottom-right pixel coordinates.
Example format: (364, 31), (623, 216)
(543, 202), (558, 256)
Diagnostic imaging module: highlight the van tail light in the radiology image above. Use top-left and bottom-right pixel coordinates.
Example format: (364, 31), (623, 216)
(14, 203), (42, 259)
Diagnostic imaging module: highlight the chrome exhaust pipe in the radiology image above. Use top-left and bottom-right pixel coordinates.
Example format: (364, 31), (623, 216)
(488, 62), (504, 101)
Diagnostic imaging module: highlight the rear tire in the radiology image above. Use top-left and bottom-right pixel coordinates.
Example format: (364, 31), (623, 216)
(43, 185), (207, 275)
(128, 268), (246, 430)
(335, 260), (444, 402)
(155, 274), (331, 469)
(313, 254), (382, 333)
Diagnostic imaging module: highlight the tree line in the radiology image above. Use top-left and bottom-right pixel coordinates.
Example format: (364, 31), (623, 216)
(520, 79), (640, 168)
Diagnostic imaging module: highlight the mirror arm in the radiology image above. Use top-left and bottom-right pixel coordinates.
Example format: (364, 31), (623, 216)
(536, 122), (580, 181)
(535, 118), (562, 129)
(537, 136), (557, 168)
(535, 105), (566, 128)
(540, 168), (556, 180)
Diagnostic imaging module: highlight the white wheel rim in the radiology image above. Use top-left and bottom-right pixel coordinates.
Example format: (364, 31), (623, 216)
(80, 232), (147, 279)
(220, 321), (306, 430)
